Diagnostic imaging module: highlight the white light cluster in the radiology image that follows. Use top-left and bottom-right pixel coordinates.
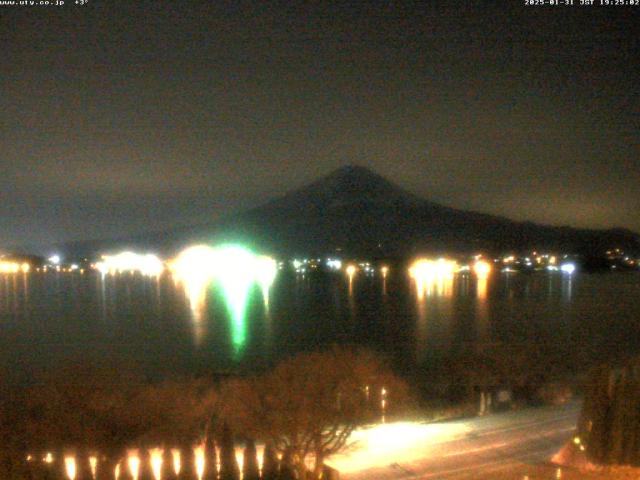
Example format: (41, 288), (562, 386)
(169, 245), (278, 294)
(292, 259), (306, 273)
(359, 262), (374, 274)
(326, 258), (342, 270)
(95, 251), (164, 277)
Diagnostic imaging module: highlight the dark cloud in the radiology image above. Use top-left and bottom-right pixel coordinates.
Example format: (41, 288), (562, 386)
(0, 1), (638, 248)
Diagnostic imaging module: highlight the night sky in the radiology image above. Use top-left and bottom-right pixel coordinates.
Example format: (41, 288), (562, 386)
(1, 1), (638, 249)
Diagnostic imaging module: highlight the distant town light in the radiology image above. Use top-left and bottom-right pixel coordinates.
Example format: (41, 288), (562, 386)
(409, 258), (458, 278)
(473, 260), (491, 277)
(0, 260), (31, 274)
(326, 258), (342, 270)
(96, 251), (164, 277)
(560, 263), (576, 274)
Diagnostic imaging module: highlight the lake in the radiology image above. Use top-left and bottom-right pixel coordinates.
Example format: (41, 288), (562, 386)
(1, 266), (639, 383)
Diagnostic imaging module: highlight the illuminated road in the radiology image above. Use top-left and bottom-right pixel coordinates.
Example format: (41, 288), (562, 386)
(335, 401), (581, 479)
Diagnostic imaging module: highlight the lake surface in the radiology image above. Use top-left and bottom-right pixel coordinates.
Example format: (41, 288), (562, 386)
(1, 268), (639, 382)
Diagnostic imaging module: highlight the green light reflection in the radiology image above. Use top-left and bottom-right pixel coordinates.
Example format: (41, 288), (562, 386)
(172, 244), (278, 355)
(213, 245), (258, 354)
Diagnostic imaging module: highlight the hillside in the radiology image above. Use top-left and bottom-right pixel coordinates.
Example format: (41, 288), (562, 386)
(196, 165), (640, 257)
(36, 166), (640, 258)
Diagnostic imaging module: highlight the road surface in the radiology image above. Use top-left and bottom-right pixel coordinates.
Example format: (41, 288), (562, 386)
(332, 401), (581, 479)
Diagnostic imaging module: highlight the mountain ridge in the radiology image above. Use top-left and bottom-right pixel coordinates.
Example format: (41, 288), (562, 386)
(212, 165), (639, 256)
(15, 165), (640, 258)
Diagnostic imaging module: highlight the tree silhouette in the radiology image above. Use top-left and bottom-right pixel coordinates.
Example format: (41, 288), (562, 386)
(203, 433), (218, 480)
(242, 439), (259, 480)
(218, 423), (239, 480)
(261, 443), (278, 480)
(580, 358), (640, 466)
(219, 347), (409, 479)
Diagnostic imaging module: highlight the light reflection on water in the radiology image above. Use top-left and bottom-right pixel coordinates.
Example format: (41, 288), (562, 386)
(474, 272), (490, 346)
(562, 274), (573, 303)
(1, 268), (640, 378)
(169, 245), (277, 353)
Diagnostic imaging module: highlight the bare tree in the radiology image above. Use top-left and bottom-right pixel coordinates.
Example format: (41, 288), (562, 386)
(242, 438), (259, 480)
(25, 363), (149, 477)
(0, 377), (30, 480)
(23, 363), (217, 479)
(261, 443), (278, 480)
(218, 423), (239, 480)
(220, 347), (409, 479)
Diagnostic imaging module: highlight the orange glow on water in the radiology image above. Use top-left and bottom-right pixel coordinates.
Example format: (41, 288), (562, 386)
(477, 275), (488, 300)
(409, 258), (457, 299)
(346, 264), (357, 294)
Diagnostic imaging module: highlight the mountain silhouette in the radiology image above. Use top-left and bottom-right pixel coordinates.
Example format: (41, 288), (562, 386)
(209, 165), (639, 257)
(42, 165), (640, 258)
